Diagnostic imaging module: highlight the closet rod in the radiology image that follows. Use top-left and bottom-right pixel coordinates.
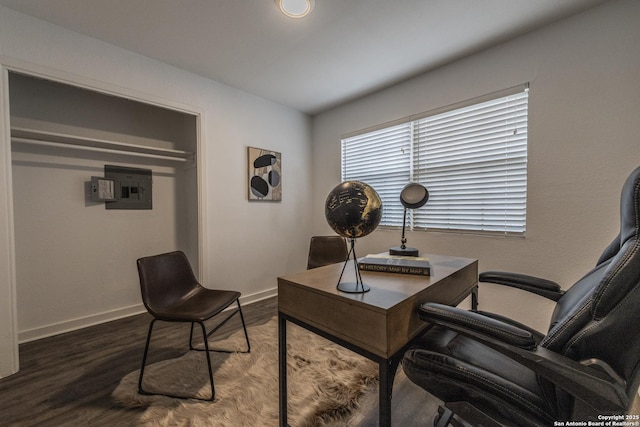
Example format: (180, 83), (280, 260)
(12, 137), (193, 163)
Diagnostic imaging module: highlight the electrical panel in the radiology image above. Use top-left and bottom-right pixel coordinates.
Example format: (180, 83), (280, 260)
(103, 165), (152, 210)
(90, 176), (117, 202)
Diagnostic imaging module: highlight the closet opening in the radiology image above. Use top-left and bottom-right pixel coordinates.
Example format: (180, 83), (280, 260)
(8, 71), (200, 344)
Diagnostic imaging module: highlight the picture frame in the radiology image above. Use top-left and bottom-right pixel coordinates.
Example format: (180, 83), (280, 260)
(248, 146), (282, 201)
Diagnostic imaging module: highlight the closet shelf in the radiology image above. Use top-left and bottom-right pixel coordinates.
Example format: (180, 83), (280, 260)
(10, 127), (195, 163)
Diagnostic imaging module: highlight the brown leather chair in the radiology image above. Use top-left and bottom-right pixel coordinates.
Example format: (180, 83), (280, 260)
(136, 250), (250, 401)
(307, 235), (348, 269)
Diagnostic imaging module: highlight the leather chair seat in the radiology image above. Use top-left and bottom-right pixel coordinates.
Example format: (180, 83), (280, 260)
(404, 325), (555, 425)
(150, 288), (241, 322)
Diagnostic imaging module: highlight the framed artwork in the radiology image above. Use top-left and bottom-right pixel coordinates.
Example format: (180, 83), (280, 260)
(248, 146), (282, 201)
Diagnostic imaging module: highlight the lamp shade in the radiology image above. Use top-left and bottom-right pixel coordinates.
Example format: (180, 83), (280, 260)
(400, 183), (429, 209)
(389, 182), (429, 257)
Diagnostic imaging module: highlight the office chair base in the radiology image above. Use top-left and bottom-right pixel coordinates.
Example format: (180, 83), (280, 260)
(435, 403), (506, 427)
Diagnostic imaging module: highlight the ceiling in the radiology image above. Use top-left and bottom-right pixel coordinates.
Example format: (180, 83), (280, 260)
(0, 0), (609, 115)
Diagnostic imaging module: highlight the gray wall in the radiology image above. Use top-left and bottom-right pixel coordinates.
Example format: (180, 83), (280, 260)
(311, 0), (640, 332)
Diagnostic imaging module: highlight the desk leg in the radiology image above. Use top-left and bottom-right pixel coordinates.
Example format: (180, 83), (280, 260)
(379, 360), (393, 427)
(379, 355), (403, 427)
(471, 284), (479, 311)
(278, 314), (288, 427)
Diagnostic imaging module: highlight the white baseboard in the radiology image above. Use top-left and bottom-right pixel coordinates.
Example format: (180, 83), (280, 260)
(18, 287), (278, 344)
(18, 304), (147, 344)
(239, 286), (277, 306)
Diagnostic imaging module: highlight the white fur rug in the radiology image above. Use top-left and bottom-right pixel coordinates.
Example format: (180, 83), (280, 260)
(112, 317), (379, 426)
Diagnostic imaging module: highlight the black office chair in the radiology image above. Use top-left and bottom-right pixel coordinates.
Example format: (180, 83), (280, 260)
(403, 166), (640, 426)
(307, 235), (348, 269)
(136, 250), (250, 401)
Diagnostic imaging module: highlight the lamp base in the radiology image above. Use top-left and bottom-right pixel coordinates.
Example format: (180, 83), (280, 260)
(389, 246), (419, 257)
(336, 281), (371, 293)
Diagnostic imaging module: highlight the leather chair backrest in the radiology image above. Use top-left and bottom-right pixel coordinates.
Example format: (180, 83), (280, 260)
(596, 235), (621, 265)
(307, 236), (348, 269)
(137, 251), (200, 317)
(540, 166), (640, 411)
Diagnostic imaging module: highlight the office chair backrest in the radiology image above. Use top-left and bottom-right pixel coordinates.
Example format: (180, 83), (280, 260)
(137, 251), (200, 317)
(540, 166), (640, 413)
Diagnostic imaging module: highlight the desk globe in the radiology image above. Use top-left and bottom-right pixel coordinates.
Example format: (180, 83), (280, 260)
(324, 181), (382, 293)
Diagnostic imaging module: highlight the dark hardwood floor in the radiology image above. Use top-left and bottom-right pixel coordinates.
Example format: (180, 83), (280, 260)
(6, 296), (632, 426)
(0, 297), (278, 427)
(0, 296), (438, 426)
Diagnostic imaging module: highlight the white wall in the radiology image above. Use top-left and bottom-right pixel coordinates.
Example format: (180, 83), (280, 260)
(8, 74), (200, 342)
(0, 6), (312, 376)
(10, 151), (187, 340)
(311, 0), (640, 333)
(0, 67), (19, 378)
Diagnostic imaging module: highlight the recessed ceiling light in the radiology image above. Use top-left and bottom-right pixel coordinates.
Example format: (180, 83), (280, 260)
(277, 0), (314, 18)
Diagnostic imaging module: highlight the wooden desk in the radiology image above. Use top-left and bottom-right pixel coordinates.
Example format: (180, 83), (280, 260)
(278, 254), (478, 427)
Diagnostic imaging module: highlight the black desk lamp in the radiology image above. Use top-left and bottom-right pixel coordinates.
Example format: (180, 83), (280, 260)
(389, 183), (429, 257)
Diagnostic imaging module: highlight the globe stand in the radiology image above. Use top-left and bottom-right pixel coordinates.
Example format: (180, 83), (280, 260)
(336, 238), (370, 293)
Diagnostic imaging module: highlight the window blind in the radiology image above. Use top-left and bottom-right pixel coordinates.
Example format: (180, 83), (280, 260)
(342, 122), (412, 226)
(341, 86), (528, 236)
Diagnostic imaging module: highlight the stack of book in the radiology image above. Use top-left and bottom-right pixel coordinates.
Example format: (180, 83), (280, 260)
(358, 253), (431, 276)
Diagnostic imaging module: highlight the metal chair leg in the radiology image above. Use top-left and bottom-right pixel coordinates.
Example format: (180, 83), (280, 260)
(237, 300), (251, 353)
(138, 301), (251, 401)
(188, 301), (251, 354)
(189, 321), (196, 350)
(138, 318), (215, 401)
(137, 319), (157, 396)
(198, 321), (215, 401)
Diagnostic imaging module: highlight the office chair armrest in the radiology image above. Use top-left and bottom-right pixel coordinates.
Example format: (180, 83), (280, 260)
(418, 303), (628, 412)
(419, 303), (537, 349)
(479, 271), (565, 301)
